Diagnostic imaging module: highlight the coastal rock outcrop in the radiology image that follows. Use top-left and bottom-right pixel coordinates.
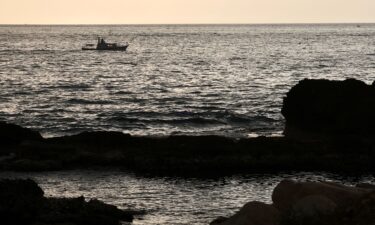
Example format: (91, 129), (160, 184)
(272, 179), (367, 210)
(0, 121), (43, 145)
(0, 120), (374, 174)
(210, 201), (280, 225)
(282, 78), (375, 139)
(0, 179), (44, 224)
(0, 179), (137, 225)
(0, 129), (372, 174)
(211, 179), (375, 225)
(287, 195), (336, 225)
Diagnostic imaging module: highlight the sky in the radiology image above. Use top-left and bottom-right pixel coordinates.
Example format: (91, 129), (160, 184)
(0, 0), (374, 24)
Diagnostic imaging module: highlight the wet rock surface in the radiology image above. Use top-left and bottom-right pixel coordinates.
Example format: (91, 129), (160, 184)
(0, 179), (138, 225)
(211, 179), (375, 225)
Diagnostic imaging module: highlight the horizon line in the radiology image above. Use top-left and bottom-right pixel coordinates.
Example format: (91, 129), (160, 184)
(0, 22), (375, 26)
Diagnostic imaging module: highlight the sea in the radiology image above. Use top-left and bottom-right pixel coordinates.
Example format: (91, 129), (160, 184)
(1, 24), (375, 138)
(1, 24), (375, 224)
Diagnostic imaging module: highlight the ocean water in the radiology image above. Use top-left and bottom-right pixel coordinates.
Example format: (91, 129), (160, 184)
(1, 170), (374, 225)
(1, 24), (375, 137)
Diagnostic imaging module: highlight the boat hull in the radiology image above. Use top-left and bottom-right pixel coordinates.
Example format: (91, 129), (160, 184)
(82, 45), (128, 51)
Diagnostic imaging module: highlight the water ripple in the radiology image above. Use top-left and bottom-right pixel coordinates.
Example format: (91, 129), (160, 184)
(0, 24), (374, 137)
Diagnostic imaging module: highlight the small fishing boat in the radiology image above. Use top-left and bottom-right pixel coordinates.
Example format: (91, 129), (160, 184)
(82, 37), (129, 51)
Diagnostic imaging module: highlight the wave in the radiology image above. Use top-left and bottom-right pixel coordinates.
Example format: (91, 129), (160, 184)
(111, 116), (224, 125)
(229, 56), (247, 61)
(0, 49), (79, 55)
(0, 49), (54, 53)
(56, 84), (91, 90)
(67, 98), (114, 105)
(117, 61), (138, 66)
(105, 110), (277, 127)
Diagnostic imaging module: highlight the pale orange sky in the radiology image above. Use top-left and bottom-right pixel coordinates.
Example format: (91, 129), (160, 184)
(1, 0), (374, 24)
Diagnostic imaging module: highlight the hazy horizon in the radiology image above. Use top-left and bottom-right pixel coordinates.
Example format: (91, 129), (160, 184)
(1, 22), (375, 26)
(1, 0), (374, 25)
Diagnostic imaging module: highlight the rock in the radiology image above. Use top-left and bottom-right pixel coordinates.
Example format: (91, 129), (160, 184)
(284, 195), (336, 225)
(0, 121), (43, 145)
(0, 179), (138, 225)
(337, 191), (375, 225)
(272, 179), (368, 211)
(210, 216), (228, 224)
(355, 191), (375, 224)
(39, 197), (134, 225)
(9, 159), (63, 171)
(50, 131), (132, 149)
(356, 183), (375, 190)
(86, 199), (134, 222)
(282, 78), (375, 139)
(291, 195), (336, 216)
(210, 201), (280, 225)
(0, 153), (16, 162)
(212, 180), (375, 225)
(1, 120), (374, 174)
(0, 178), (44, 198)
(0, 179), (44, 225)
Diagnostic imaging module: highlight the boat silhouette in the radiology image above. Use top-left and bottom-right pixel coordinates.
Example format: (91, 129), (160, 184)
(82, 37), (129, 51)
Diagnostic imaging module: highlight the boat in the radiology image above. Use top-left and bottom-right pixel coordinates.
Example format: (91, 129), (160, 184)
(82, 37), (129, 51)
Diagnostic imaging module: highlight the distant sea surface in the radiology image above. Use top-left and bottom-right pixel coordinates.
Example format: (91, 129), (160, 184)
(1, 24), (375, 137)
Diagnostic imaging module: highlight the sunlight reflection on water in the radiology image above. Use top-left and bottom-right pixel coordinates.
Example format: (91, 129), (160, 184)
(1, 24), (375, 138)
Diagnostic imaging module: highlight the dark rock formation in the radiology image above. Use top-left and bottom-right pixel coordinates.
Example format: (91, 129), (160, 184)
(357, 183), (375, 189)
(0, 179), (137, 225)
(210, 201), (280, 225)
(0, 129), (374, 174)
(211, 179), (375, 225)
(343, 191), (375, 225)
(0, 120), (374, 174)
(51, 131), (133, 148)
(0, 179), (44, 224)
(287, 195), (336, 225)
(282, 79), (375, 139)
(0, 121), (43, 145)
(272, 179), (367, 210)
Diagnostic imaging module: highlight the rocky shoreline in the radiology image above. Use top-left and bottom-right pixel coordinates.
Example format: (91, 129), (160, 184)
(1, 79), (375, 175)
(1, 78), (375, 224)
(211, 179), (375, 225)
(0, 178), (141, 225)
(0, 122), (374, 175)
(208, 78), (375, 224)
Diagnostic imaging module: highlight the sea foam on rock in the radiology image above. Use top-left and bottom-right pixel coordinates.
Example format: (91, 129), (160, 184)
(282, 78), (375, 139)
(211, 179), (375, 225)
